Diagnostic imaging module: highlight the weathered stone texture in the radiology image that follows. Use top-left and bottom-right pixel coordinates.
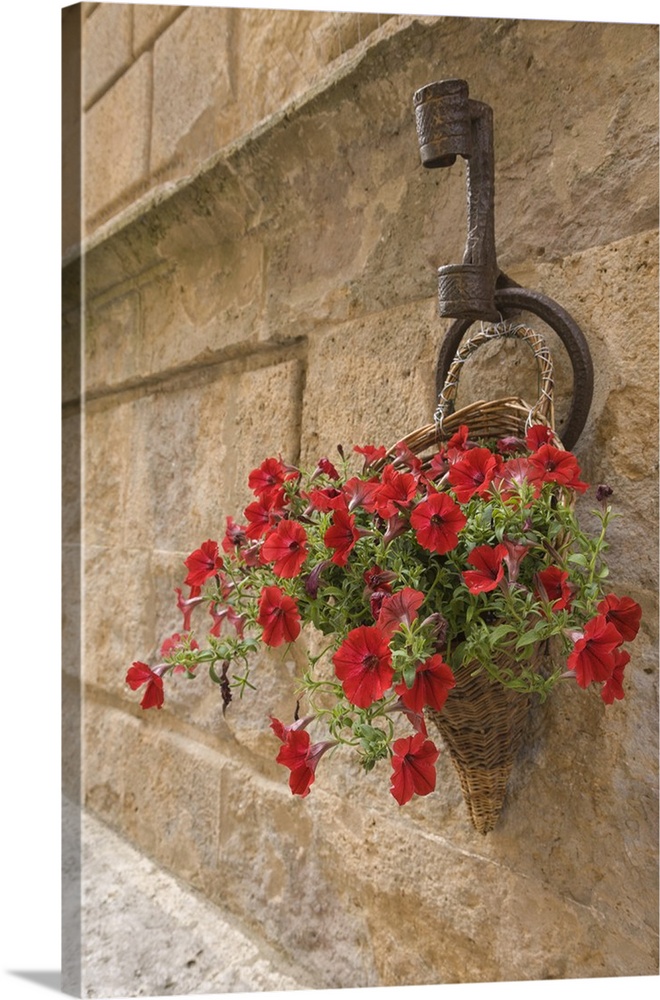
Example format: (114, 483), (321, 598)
(68, 11), (659, 992)
(150, 7), (234, 176)
(82, 3), (133, 108)
(132, 3), (185, 56)
(83, 51), (151, 225)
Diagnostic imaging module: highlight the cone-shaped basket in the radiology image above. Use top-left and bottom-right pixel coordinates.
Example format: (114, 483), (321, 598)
(383, 320), (561, 833)
(425, 654), (533, 834)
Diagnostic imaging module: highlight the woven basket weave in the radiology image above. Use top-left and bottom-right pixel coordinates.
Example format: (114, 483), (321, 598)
(387, 320), (561, 834)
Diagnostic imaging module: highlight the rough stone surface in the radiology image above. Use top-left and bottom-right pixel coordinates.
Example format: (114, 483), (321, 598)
(75, 801), (311, 997)
(83, 51), (151, 225)
(82, 3), (133, 108)
(132, 3), (185, 57)
(65, 11), (659, 995)
(151, 7), (235, 177)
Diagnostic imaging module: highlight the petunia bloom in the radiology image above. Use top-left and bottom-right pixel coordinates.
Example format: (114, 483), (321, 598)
(341, 476), (381, 513)
(183, 539), (224, 588)
(311, 456), (340, 480)
(567, 615), (622, 688)
(261, 520), (309, 578)
(601, 648), (630, 704)
(462, 544), (508, 594)
(175, 587), (204, 631)
(353, 443), (387, 469)
(275, 728), (336, 797)
(332, 625), (394, 708)
(222, 516), (248, 553)
(374, 464), (418, 518)
(248, 456), (297, 499)
(501, 538), (530, 583)
(257, 586), (301, 647)
(395, 654), (456, 714)
(448, 447), (500, 502)
(126, 662), (165, 710)
(525, 424), (554, 451)
(410, 490), (467, 554)
(244, 488), (286, 539)
(527, 444), (588, 493)
(324, 505), (361, 566)
(377, 587), (425, 637)
(390, 732), (440, 806)
(597, 593), (642, 643)
(536, 566), (573, 611)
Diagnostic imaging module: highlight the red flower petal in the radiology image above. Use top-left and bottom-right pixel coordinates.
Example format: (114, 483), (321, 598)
(597, 594), (642, 643)
(462, 544), (507, 594)
(332, 626), (394, 708)
(410, 491), (466, 554)
(395, 654), (456, 714)
(390, 733), (439, 805)
(257, 586), (301, 647)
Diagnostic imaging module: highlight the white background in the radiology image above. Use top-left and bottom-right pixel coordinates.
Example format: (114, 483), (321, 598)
(1, 1), (657, 998)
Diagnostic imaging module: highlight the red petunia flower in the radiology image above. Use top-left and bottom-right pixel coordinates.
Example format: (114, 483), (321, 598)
(391, 440), (424, 473)
(492, 457), (538, 499)
(525, 424), (554, 451)
(448, 447), (500, 502)
(183, 539), (224, 588)
(597, 593), (642, 643)
(390, 732), (440, 806)
(410, 490), (467, 554)
(446, 424), (471, 453)
(567, 615), (622, 688)
(377, 587), (425, 637)
(363, 566), (397, 594)
(248, 456), (297, 499)
(126, 662), (164, 710)
(536, 565), (574, 611)
(527, 444), (588, 493)
(312, 456), (340, 480)
(341, 476), (381, 513)
(501, 538), (530, 583)
(374, 464), (418, 519)
(353, 444), (387, 468)
(244, 488), (286, 539)
(275, 728), (335, 797)
(332, 626), (394, 708)
(462, 543), (508, 594)
(601, 648), (630, 704)
(209, 602), (246, 639)
(305, 486), (344, 512)
(324, 504), (361, 566)
(269, 714), (313, 741)
(395, 654), (456, 714)
(261, 520), (309, 578)
(222, 516), (248, 553)
(175, 587), (204, 631)
(257, 586), (301, 647)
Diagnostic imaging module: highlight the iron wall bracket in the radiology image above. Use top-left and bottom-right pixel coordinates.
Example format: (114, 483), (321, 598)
(413, 78), (594, 449)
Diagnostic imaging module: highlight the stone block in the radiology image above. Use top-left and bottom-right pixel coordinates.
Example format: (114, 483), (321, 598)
(83, 395), (134, 550)
(83, 702), (221, 882)
(84, 284), (140, 394)
(300, 298), (438, 465)
(110, 357), (302, 552)
(132, 3), (186, 56)
(150, 6), (234, 177)
(83, 51), (151, 227)
(82, 3), (133, 108)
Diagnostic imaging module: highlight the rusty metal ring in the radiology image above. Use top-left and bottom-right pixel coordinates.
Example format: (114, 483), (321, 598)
(435, 287), (594, 450)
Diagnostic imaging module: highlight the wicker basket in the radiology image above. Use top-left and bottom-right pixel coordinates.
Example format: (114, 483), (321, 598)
(386, 319), (561, 834)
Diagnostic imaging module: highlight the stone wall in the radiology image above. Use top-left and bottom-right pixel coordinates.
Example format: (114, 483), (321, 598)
(63, 6), (659, 991)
